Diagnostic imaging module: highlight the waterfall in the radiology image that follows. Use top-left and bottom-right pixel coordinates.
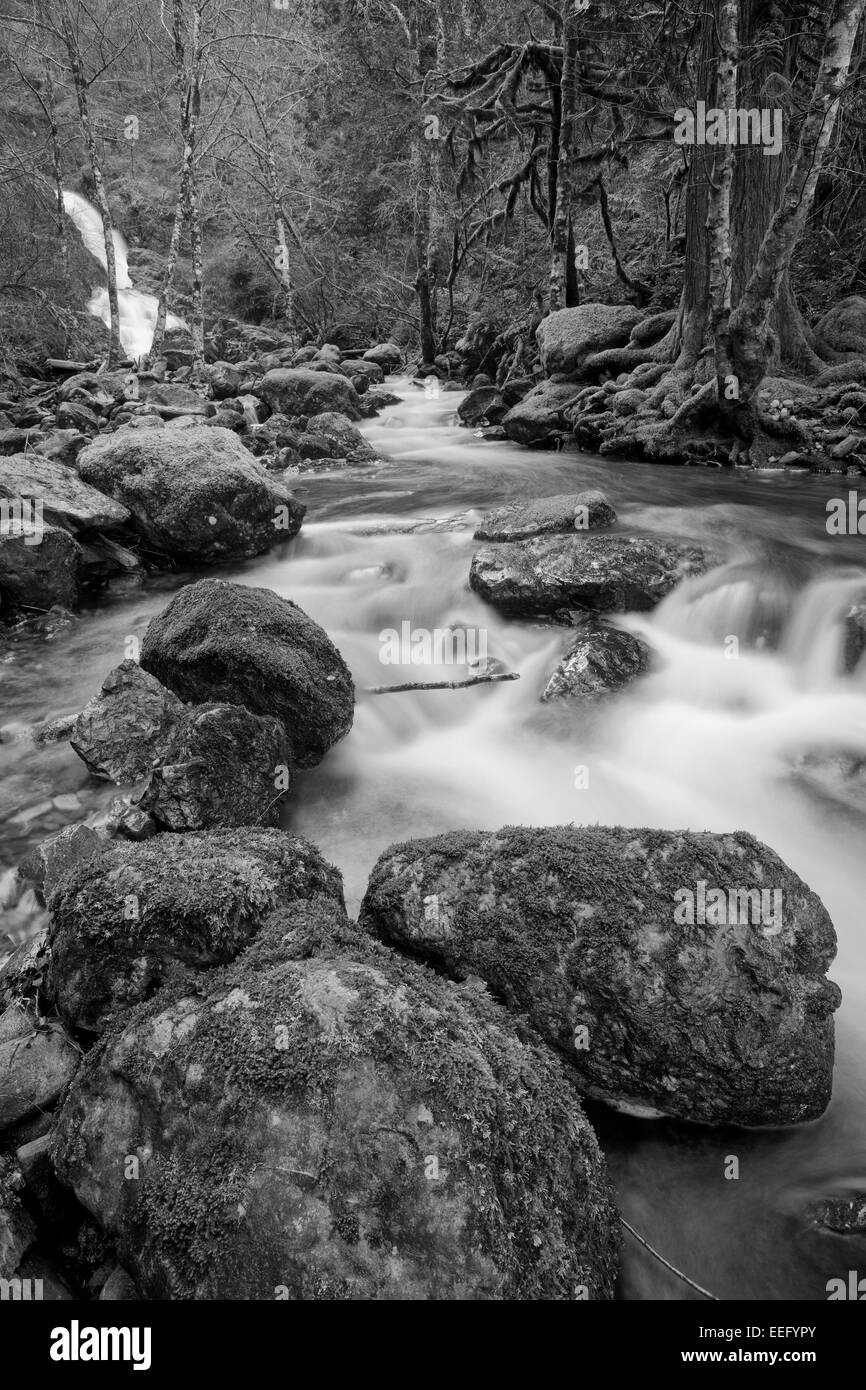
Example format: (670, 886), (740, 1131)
(62, 189), (186, 358)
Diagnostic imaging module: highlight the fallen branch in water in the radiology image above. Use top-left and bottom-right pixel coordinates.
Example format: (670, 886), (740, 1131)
(367, 672), (520, 694)
(620, 1218), (719, 1300)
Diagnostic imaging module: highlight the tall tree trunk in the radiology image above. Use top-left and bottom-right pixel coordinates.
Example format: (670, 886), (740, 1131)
(403, 5), (436, 363)
(262, 119), (293, 329)
(730, 0), (823, 375)
(150, 0), (204, 361)
(729, 0), (866, 418)
(42, 59), (69, 293)
(59, 0), (122, 365)
(549, 1), (578, 311)
(708, 0), (739, 426)
(186, 162), (205, 365)
(151, 164), (190, 361)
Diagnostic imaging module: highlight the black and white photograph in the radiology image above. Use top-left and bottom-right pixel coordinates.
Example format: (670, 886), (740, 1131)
(0, 0), (865, 1353)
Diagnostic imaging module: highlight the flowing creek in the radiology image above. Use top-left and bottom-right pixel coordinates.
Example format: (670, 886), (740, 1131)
(3, 381), (866, 1299)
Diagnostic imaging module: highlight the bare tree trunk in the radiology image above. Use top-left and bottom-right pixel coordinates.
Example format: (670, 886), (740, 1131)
(549, 1), (578, 311)
(42, 60), (69, 293)
(266, 136), (293, 327)
(729, 0), (866, 417)
(708, 0), (739, 425)
(186, 162), (205, 365)
(153, 0), (205, 365)
(59, 0), (122, 365)
(151, 165), (189, 360)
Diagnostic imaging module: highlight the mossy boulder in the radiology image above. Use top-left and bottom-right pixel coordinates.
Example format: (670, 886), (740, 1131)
(258, 368), (361, 421)
(359, 826), (841, 1126)
(469, 534), (710, 617)
(537, 304), (644, 376)
(52, 897), (619, 1300)
(46, 828), (344, 1034)
(140, 579), (355, 768)
(814, 296), (866, 355)
(76, 427), (304, 562)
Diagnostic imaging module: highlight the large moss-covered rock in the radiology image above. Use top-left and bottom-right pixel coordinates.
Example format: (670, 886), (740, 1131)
(470, 534), (709, 616)
(52, 898), (619, 1300)
(258, 368), (361, 421)
(814, 296), (866, 355)
(0, 455), (129, 534)
(140, 579), (354, 768)
(76, 427), (304, 562)
(46, 828), (344, 1034)
(359, 826), (841, 1126)
(537, 304), (644, 376)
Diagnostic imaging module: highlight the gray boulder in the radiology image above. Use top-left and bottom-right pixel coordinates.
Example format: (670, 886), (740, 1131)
(46, 828), (344, 1034)
(258, 368), (361, 421)
(195, 361), (242, 400)
(501, 380), (584, 445)
(340, 359), (385, 391)
(814, 296), (866, 355)
(537, 304), (644, 376)
(474, 489), (616, 542)
(359, 825), (841, 1126)
(363, 342), (402, 368)
(0, 456), (129, 534)
(140, 579), (354, 768)
(470, 534), (709, 616)
(303, 411), (377, 463)
(540, 620), (651, 701)
(52, 896), (618, 1299)
(138, 702), (291, 831)
(0, 1006), (80, 1133)
(76, 427), (304, 562)
(0, 526), (81, 610)
(69, 660), (186, 783)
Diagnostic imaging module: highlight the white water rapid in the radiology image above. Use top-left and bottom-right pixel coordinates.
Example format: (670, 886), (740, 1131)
(2, 381), (866, 1299)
